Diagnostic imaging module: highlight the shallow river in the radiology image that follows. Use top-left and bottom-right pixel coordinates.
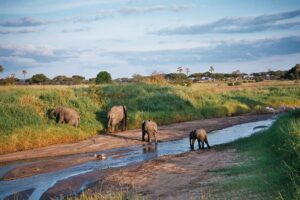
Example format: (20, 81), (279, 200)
(0, 117), (275, 200)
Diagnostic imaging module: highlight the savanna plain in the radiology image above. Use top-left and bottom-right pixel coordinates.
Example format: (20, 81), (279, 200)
(0, 80), (299, 200)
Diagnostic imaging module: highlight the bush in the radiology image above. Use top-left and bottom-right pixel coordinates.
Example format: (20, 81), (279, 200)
(227, 82), (234, 86)
(234, 81), (242, 86)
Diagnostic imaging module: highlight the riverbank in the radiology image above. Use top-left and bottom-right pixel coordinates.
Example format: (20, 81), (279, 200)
(71, 110), (300, 200)
(0, 114), (275, 200)
(1, 82), (299, 154)
(0, 113), (272, 163)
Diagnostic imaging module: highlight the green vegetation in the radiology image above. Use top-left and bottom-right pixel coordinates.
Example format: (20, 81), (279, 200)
(215, 110), (300, 199)
(95, 71), (112, 84)
(30, 73), (49, 84)
(0, 82), (300, 154)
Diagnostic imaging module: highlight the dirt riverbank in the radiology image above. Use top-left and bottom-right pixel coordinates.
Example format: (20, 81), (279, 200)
(0, 114), (273, 164)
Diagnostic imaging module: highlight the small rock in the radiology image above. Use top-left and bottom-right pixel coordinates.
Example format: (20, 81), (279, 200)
(94, 153), (107, 160)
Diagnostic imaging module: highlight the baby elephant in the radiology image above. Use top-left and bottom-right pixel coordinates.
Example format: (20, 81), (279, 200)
(51, 106), (80, 127)
(142, 120), (158, 143)
(189, 129), (210, 150)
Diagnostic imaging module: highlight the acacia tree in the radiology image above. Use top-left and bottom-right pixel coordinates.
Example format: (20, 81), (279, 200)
(177, 66), (183, 73)
(30, 74), (49, 84)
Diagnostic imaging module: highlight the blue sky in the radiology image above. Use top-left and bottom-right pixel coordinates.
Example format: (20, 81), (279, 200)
(0, 0), (300, 79)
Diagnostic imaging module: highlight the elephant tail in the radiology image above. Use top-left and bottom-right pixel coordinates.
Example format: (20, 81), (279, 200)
(123, 105), (128, 130)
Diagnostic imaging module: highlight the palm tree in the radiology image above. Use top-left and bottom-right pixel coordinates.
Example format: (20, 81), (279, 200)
(22, 70), (27, 81)
(209, 66), (214, 78)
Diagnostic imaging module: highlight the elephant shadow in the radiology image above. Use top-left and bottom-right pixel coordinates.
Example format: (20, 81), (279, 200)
(95, 110), (108, 134)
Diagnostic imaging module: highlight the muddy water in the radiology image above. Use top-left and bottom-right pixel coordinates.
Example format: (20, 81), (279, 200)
(0, 118), (275, 200)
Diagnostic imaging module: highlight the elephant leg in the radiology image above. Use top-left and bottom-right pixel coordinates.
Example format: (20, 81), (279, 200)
(147, 133), (150, 143)
(142, 131), (145, 141)
(111, 125), (115, 133)
(59, 115), (64, 124)
(201, 141), (205, 149)
(107, 118), (112, 133)
(122, 118), (126, 131)
(153, 132), (157, 144)
(205, 139), (211, 149)
(191, 139), (195, 150)
(197, 139), (201, 149)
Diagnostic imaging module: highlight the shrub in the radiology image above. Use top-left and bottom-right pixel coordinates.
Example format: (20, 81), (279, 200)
(234, 81), (242, 86)
(227, 82), (234, 86)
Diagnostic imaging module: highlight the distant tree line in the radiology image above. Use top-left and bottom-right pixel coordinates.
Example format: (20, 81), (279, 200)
(0, 64), (299, 85)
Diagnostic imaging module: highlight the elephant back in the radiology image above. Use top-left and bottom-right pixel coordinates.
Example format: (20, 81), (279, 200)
(195, 129), (207, 141)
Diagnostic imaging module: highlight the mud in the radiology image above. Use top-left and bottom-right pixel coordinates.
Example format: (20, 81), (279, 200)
(43, 148), (240, 200)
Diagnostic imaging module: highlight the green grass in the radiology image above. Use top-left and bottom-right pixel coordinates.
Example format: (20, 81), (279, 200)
(0, 82), (300, 154)
(214, 110), (300, 199)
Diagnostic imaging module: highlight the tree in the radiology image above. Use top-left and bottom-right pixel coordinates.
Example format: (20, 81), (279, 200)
(0, 65), (4, 73)
(232, 70), (241, 81)
(30, 74), (49, 84)
(177, 66), (183, 73)
(185, 68), (190, 76)
(22, 70), (27, 81)
(72, 75), (85, 84)
(295, 64), (300, 82)
(95, 71), (112, 84)
(284, 64), (300, 80)
(132, 74), (144, 82)
(209, 66), (214, 79)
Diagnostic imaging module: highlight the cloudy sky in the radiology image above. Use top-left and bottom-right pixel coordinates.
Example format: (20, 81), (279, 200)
(0, 0), (300, 79)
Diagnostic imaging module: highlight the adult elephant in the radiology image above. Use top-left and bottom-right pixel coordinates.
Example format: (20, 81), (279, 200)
(50, 106), (80, 127)
(107, 105), (128, 133)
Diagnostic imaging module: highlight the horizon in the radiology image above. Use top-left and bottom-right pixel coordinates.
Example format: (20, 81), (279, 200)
(1, 0), (300, 79)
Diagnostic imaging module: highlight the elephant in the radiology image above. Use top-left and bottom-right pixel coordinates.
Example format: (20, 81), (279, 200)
(142, 120), (158, 143)
(189, 129), (210, 150)
(50, 106), (80, 127)
(107, 105), (127, 133)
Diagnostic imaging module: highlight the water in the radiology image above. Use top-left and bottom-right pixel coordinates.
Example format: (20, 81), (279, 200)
(0, 118), (275, 200)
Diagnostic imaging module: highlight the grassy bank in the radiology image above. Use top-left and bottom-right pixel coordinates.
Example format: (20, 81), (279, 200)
(0, 81), (300, 154)
(215, 110), (300, 199)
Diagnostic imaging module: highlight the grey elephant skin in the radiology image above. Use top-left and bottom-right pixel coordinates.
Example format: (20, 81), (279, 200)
(142, 120), (158, 143)
(107, 105), (127, 133)
(189, 129), (210, 150)
(51, 106), (80, 127)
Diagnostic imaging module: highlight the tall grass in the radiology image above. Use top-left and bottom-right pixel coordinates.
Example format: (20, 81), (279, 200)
(0, 82), (300, 154)
(216, 110), (300, 199)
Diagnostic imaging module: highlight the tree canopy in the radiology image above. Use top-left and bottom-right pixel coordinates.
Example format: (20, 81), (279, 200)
(95, 71), (112, 84)
(30, 74), (49, 84)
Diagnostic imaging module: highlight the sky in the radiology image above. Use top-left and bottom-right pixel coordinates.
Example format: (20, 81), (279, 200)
(0, 0), (300, 79)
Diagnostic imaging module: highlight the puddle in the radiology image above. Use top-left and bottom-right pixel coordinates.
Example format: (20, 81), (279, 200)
(0, 117), (275, 200)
